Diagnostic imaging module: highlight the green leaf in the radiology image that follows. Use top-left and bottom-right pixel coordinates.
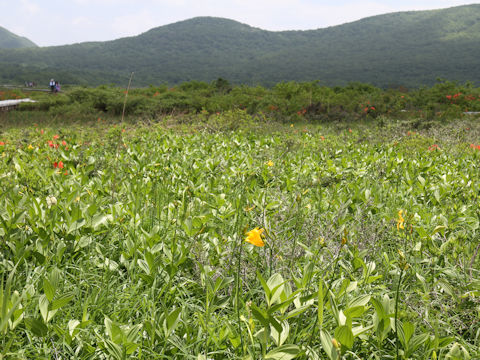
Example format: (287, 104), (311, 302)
(335, 325), (354, 349)
(257, 272), (271, 300)
(43, 278), (55, 302)
(125, 342), (139, 355)
(267, 273), (285, 305)
(344, 305), (366, 319)
(125, 324), (142, 343)
(39, 294), (49, 322)
(270, 320), (290, 346)
(68, 218), (86, 233)
(283, 304), (310, 320)
(265, 344), (300, 359)
(318, 280), (324, 330)
(25, 317), (48, 337)
(403, 321), (415, 346)
(371, 297), (386, 319)
(165, 308), (182, 336)
(68, 319), (80, 337)
(250, 303), (269, 328)
(417, 175), (425, 186)
(410, 333), (429, 353)
(348, 294), (371, 308)
(319, 330), (337, 360)
(51, 293), (74, 310)
(365, 189), (371, 201)
(91, 214), (113, 230)
(104, 338), (124, 360)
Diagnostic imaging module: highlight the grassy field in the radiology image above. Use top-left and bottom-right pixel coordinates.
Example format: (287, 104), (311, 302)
(0, 111), (479, 359)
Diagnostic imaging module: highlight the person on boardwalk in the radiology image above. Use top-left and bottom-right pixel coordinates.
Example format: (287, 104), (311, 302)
(49, 79), (55, 93)
(55, 81), (61, 93)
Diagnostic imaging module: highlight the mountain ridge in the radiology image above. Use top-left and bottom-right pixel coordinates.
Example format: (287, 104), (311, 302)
(1, 5), (480, 87)
(0, 26), (37, 49)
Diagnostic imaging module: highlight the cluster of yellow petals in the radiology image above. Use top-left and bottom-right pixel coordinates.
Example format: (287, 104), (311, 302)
(397, 210), (405, 230)
(245, 227), (265, 247)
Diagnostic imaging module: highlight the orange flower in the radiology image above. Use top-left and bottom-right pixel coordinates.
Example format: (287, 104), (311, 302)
(62, 140), (67, 146)
(53, 135), (60, 140)
(245, 228), (265, 247)
(0, 141), (4, 146)
(53, 161), (64, 169)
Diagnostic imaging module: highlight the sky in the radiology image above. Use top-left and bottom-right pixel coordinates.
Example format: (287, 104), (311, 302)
(0, 0), (477, 46)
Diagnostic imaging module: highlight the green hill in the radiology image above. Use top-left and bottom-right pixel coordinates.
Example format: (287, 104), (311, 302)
(0, 26), (37, 49)
(1, 4), (480, 87)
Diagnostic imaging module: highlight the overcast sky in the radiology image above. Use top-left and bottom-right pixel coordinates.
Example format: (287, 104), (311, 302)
(0, 0), (477, 46)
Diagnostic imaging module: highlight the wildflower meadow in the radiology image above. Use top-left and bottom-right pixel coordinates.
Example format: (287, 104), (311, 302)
(0, 82), (480, 359)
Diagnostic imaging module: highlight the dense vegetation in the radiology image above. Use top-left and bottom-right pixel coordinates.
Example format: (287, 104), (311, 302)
(0, 26), (37, 49)
(1, 4), (480, 87)
(9, 79), (480, 124)
(0, 83), (480, 358)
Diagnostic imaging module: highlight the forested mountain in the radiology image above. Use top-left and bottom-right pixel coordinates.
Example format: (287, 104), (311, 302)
(0, 26), (37, 49)
(1, 4), (480, 87)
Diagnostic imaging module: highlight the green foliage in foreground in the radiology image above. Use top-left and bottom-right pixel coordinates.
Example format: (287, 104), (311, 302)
(0, 115), (479, 359)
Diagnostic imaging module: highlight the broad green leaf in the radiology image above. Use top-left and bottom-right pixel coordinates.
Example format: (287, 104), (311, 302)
(344, 305), (366, 319)
(92, 214), (113, 230)
(335, 325), (354, 349)
(265, 344), (300, 359)
(319, 330), (338, 360)
(257, 272), (271, 300)
(348, 294), (371, 308)
(68, 319), (80, 337)
(104, 338), (124, 360)
(270, 320), (290, 346)
(43, 278), (55, 302)
(165, 308), (182, 336)
(250, 303), (269, 328)
(410, 333), (430, 353)
(39, 294), (49, 323)
(125, 342), (140, 355)
(25, 317), (48, 337)
(51, 293), (74, 311)
(403, 321), (415, 346)
(125, 324), (142, 343)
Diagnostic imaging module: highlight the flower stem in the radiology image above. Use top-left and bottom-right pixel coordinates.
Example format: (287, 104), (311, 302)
(395, 267), (404, 360)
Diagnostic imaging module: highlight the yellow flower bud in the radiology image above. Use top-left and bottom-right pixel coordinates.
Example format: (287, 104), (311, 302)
(331, 338), (341, 349)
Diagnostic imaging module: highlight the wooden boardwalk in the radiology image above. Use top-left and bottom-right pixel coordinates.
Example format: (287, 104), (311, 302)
(0, 98), (36, 111)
